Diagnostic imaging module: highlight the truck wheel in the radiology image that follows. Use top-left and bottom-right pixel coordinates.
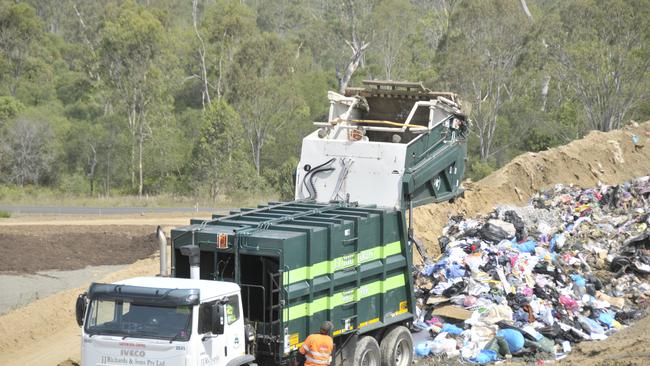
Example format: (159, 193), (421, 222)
(354, 335), (380, 366)
(380, 326), (413, 366)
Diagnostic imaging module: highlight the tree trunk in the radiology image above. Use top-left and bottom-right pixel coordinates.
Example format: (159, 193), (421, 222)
(192, 0), (211, 109)
(128, 103), (137, 190)
(338, 0), (370, 93)
(338, 41), (369, 93)
(88, 144), (97, 195)
(252, 140), (261, 175)
(138, 132), (144, 197)
(541, 75), (550, 111)
(105, 148), (112, 197)
(519, 0), (533, 21)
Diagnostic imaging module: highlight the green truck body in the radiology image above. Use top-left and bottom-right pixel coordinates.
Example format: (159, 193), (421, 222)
(171, 203), (414, 364)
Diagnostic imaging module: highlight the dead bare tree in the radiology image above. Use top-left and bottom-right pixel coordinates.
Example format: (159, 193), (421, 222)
(192, 0), (212, 109)
(2, 119), (54, 186)
(87, 143), (97, 194)
(518, 0), (552, 111)
(337, 0), (370, 93)
(519, 0), (532, 20)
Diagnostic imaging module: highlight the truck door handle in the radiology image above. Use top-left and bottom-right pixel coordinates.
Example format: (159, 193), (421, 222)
(342, 237), (358, 245)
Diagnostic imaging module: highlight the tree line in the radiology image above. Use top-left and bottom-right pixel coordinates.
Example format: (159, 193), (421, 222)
(0, 0), (648, 201)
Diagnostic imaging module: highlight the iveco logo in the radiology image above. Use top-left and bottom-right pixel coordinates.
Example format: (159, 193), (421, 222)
(121, 349), (146, 357)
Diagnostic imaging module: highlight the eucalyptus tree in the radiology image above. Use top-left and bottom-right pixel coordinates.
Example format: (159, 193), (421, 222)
(98, 1), (167, 195)
(545, 0), (650, 132)
(436, 0), (531, 162)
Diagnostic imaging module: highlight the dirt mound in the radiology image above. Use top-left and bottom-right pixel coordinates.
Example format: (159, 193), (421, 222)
(559, 310), (650, 366)
(414, 121), (650, 257)
(0, 225), (159, 274)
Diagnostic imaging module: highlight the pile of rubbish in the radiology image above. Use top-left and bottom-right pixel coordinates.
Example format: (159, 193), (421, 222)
(413, 176), (650, 364)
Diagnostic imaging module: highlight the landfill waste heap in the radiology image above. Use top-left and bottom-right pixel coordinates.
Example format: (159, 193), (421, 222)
(413, 176), (650, 364)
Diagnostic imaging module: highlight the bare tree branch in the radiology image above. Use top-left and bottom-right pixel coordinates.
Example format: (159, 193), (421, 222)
(192, 0), (212, 109)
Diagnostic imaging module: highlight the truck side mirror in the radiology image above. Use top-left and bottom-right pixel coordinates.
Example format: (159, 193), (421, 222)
(75, 293), (87, 326)
(211, 303), (225, 335)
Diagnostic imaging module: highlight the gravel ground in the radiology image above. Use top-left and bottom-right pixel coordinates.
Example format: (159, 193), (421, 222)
(0, 264), (125, 314)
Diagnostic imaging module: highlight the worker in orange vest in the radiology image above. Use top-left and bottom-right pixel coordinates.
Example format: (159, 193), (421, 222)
(299, 321), (334, 365)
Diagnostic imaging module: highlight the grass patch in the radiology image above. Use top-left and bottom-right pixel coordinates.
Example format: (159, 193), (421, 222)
(0, 210), (11, 218)
(0, 185), (278, 210)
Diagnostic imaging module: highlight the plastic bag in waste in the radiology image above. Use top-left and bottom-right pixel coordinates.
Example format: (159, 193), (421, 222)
(496, 329), (525, 353)
(525, 336), (555, 354)
(570, 274), (586, 287)
(484, 336), (511, 356)
(504, 210), (527, 241)
(480, 220), (515, 242)
(415, 342), (431, 357)
(441, 323), (463, 335)
(514, 239), (537, 254)
(577, 315), (605, 335)
(430, 332), (458, 355)
(442, 280), (467, 297)
(470, 349), (498, 364)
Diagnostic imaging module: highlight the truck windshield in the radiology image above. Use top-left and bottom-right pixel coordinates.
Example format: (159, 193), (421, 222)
(85, 299), (192, 341)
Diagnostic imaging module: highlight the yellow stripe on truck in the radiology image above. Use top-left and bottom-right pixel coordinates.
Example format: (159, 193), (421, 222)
(282, 241), (402, 285)
(282, 273), (406, 321)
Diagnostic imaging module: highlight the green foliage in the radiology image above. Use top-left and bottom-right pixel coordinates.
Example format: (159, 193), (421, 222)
(0, 210), (10, 218)
(0, 96), (24, 123)
(545, 0), (650, 131)
(468, 160), (496, 182)
(1, 0), (649, 202)
(191, 100), (253, 200)
(0, 1), (44, 96)
(59, 173), (91, 195)
(264, 157), (299, 202)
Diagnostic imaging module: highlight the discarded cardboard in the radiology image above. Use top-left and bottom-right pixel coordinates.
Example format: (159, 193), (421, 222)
(430, 305), (472, 320)
(596, 291), (626, 309)
(426, 296), (450, 305)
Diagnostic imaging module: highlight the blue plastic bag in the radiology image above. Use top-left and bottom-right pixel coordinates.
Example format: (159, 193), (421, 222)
(497, 329), (525, 353)
(441, 323), (463, 335)
(598, 311), (615, 327)
(446, 262), (466, 279)
(570, 274), (586, 287)
(514, 240), (536, 253)
(471, 349), (498, 364)
(415, 342), (431, 357)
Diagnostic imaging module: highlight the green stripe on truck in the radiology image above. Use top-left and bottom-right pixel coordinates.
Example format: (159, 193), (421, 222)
(282, 241), (402, 285)
(282, 273), (406, 321)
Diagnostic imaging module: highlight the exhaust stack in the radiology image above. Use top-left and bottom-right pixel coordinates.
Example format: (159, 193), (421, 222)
(180, 235), (201, 280)
(157, 226), (168, 276)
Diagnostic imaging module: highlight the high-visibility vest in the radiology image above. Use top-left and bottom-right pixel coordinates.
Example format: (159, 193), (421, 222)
(299, 333), (333, 366)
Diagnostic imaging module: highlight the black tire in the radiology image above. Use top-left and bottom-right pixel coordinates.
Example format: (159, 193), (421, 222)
(380, 326), (413, 366)
(354, 335), (381, 366)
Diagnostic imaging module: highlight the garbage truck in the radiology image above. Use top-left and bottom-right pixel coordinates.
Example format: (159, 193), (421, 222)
(75, 80), (469, 366)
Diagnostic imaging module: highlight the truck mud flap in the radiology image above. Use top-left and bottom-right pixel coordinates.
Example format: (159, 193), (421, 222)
(225, 354), (256, 366)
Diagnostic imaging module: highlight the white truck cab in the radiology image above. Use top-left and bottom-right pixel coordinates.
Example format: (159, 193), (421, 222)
(77, 276), (255, 366)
